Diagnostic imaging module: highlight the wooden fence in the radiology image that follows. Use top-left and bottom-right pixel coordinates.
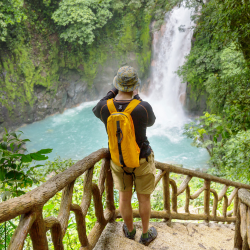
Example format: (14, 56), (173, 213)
(234, 188), (250, 250)
(117, 161), (250, 224)
(1, 148), (250, 250)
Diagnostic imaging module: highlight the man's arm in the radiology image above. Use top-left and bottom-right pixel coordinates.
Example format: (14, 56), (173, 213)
(146, 103), (156, 127)
(92, 87), (118, 119)
(133, 89), (156, 126)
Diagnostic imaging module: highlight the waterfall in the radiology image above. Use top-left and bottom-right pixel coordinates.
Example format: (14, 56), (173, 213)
(146, 5), (194, 139)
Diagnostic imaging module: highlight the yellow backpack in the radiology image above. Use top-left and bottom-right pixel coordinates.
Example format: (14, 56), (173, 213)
(107, 98), (141, 168)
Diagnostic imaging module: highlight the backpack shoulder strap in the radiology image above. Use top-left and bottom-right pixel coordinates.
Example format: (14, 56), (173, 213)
(107, 99), (117, 114)
(124, 99), (141, 114)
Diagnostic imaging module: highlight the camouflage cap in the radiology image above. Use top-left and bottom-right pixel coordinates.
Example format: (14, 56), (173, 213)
(113, 66), (141, 92)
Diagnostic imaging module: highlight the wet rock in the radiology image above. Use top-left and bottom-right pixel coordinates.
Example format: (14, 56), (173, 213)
(67, 82), (75, 98)
(1, 50), (146, 131)
(34, 111), (46, 121)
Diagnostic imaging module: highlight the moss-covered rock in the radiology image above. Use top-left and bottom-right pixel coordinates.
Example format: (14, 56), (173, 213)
(0, 1), (158, 133)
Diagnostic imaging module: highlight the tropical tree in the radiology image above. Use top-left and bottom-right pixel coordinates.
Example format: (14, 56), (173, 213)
(0, 0), (26, 41)
(52, 0), (113, 44)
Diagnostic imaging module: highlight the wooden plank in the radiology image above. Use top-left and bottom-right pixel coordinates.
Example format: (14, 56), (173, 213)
(155, 162), (250, 190)
(0, 148), (109, 223)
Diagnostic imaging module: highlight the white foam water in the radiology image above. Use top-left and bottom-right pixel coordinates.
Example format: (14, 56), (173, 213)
(143, 5), (208, 167)
(147, 5), (193, 132)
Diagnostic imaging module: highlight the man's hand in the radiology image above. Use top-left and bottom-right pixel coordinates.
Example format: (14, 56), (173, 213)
(133, 89), (139, 96)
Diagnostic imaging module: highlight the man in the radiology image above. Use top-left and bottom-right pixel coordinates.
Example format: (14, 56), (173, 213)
(92, 66), (157, 246)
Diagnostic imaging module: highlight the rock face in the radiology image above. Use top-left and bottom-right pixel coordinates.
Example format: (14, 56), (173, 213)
(94, 221), (235, 250)
(0, 52), (145, 134)
(185, 84), (208, 116)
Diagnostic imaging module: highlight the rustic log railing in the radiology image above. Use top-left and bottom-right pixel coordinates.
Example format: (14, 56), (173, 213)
(115, 161), (250, 225)
(234, 189), (250, 250)
(1, 148), (250, 249)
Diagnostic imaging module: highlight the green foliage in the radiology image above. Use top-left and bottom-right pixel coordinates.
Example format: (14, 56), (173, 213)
(208, 130), (250, 183)
(213, 0), (250, 64)
(0, 42), (60, 110)
(0, 129), (52, 248)
(177, 0), (224, 100)
(205, 45), (250, 132)
(0, 220), (16, 249)
(52, 0), (113, 45)
(136, 14), (152, 75)
(0, 128), (52, 200)
(184, 112), (231, 157)
(184, 113), (250, 183)
(0, 0), (26, 41)
(179, 0), (250, 183)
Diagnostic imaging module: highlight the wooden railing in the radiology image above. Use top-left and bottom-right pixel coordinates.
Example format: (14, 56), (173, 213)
(234, 189), (250, 250)
(1, 148), (250, 249)
(117, 161), (250, 224)
(0, 149), (112, 250)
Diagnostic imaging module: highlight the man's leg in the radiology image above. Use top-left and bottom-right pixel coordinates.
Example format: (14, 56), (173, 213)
(119, 190), (133, 232)
(137, 193), (151, 234)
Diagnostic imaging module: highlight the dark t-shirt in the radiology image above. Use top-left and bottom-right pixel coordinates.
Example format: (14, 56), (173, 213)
(92, 88), (156, 158)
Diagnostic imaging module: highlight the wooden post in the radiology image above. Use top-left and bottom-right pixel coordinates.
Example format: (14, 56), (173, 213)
(247, 207), (250, 248)
(223, 195), (228, 218)
(44, 217), (64, 250)
(210, 189), (218, 218)
(234, 192), (239, 217)
(92, 184), (105, 225)
(163, 172), (170, 213)
(58, 181), (75, 237)
(29, 209), (49, 250)
(234, 201), (243, 249)
(204, 180), (211, 223)
(8, 212), (36, 250)
(169, 179), (177, 213)
(98, 159), (107, 196)
(240, 202), (250, 250)
(185, 186), (190, 214)
(105, 158), (115, 221)
(162, 172), (170, 225)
